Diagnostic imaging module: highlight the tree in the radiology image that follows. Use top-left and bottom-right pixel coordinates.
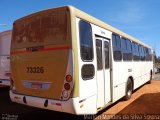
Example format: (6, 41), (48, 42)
(157, 56), (160, 63)
(153, 50), (157, 64)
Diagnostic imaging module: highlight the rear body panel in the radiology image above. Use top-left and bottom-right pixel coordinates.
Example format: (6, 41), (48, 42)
(11, 45), (70, 99)
(11, 7), (72, 100)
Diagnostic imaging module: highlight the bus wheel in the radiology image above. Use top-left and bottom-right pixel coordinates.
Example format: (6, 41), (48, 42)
(124, 78), (133, 101)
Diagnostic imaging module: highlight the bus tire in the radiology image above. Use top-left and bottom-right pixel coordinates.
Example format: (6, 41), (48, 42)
(124, 78), (133, 101)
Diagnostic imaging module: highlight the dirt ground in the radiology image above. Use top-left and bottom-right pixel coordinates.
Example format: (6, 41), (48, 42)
(95, 79), (160, 120)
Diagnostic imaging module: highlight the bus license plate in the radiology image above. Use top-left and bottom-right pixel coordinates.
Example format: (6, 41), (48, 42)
(31, 83), (42, 89)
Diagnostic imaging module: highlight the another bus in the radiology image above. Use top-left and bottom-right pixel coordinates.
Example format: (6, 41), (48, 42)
(10, 6), (153, 115)
(0, 30), (12, 86)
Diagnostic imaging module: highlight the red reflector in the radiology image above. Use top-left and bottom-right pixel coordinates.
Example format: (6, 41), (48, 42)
(51, 102), (61, 106)
(64, 83), (70, 90)
(56, 103), (61, 106)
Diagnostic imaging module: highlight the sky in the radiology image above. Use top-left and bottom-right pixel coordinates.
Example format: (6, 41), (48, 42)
(0, 0), (160, 56)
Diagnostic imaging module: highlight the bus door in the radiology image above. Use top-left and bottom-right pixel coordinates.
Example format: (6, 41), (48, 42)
(96, 36), (111, 108)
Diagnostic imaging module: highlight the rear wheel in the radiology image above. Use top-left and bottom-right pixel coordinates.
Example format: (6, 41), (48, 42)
(124, 78), (133, 100)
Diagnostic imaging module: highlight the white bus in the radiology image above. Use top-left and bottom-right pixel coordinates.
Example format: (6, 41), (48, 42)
(0, 30), (12, 86)
(10, 6), (153, 115)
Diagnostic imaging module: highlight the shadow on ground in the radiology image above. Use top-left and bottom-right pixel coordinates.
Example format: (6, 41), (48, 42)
(107, 92), (160, 120)
(0, 87), (83, 120)
(117, 92), (160, 114)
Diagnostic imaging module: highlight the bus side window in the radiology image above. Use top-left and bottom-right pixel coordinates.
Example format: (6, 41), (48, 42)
(126, 39), (132, 61)
(139, 45), (142, 61)
(121, 38), (132, 61)
(146, 47), (149, 61)
(81, 64), (95, 80)
(133, 42), (137, 61)
(79, 20), (93, 61)
(112, 34), (122, 61)
(143, 47), (147, 61)
(139, 45), (145, 61)
(136, 43), (140, 61)
(121, 38), (127, 61)
(148, 48), (152, 61)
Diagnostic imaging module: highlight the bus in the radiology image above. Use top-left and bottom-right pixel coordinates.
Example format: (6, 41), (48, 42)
(0, 30), (12, 86)
(10, 6), (153, 115)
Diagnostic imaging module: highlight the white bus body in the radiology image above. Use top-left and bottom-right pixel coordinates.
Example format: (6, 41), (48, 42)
(10, 6), (153, 115)
(0, 30), (12, 86)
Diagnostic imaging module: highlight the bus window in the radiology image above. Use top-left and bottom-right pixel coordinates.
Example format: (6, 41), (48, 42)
(148, 48), (152, 61)
(121, 38), (132, 61)
(143, 47), (146, 61)
(126, 39), (132, 61)
(139, 45), (145, 61)
(81, 64), (95, 80)
(104, 41), (109, 69)
(142, 46), (145, 61)
(112, 34), (122, 61)
(96, 39), (102, 70)
(145, 47), (150, 61)
(121, 38), (127, 61)
(12, 10), (70, 50)
(132, 42), (136, 61)
(79, 20), (93, 61)
(132, 43), (140, 61)
(136, 43), (140, 61)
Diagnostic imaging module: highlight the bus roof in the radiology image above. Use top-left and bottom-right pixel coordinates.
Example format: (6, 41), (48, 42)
(68, 6), (151, 48)
(13, 6), (151, 48)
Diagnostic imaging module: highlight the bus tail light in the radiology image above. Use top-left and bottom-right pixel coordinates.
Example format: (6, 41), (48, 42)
(66, 75), (72, 82)
(62, 90), (69, 98)
(64, 83), (70, 90)
(60, 50), (74, 100)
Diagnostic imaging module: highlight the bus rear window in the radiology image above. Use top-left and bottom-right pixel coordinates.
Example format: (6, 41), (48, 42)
(12, 9), (71, 49)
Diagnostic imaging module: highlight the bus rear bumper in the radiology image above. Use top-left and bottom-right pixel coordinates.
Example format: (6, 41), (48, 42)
(10, 90), (97, 115)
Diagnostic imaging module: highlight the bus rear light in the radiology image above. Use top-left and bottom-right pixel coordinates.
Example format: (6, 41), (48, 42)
(64, 83), (70, 90)
(62, 90), (68, 98)
(66, 75), (72, 82)
(60, 50), (73, 100)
